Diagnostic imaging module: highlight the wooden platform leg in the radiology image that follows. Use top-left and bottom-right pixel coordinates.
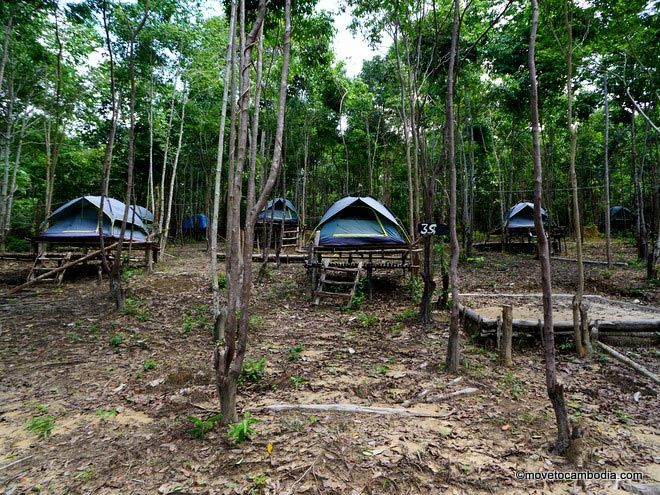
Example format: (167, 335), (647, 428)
(145, 245), (153, 273)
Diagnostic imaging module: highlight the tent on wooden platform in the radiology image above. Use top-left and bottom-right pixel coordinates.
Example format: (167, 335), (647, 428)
(257, 198), (299, 224)
(36, 196), (150, 244)
(502, 202), (548, 234)
(314, 195), (408, 247)
(604, 206), (636, 232)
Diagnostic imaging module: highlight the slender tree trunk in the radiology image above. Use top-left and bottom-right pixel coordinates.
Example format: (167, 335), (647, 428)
(530, 0), (573, 454)
(211, 0), (237, 331)
(445, 0), (462, 374)
(161, 90), (188, 255)
(603, 75), (612, 268)
(110, 1), (150, 308)
(564, 0), (587, 356)
(632, 109), (647, 260)
(1, 114), (29, 252)
(147, 72), (155, 214)
(0, 16), (12, 94)
(0, 76), (15, 250)
(466, 97), (475, 258)
(158, 73), (179, 232)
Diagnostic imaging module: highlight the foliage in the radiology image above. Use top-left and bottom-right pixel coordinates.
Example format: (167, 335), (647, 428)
(27, 415), (54, 439)
(109, 333), (124, 347)
(289, 375), (305, 388)
(404, 277), (423, 305)
(287, 344), (304, 361)
(187, 413), (222, 440)
(142, 358), (157, 371)
(123, 297), (150, 321)
(95, 408), (118, 419)
(239, 357), (267, 385)
(227, 412), (258, 444)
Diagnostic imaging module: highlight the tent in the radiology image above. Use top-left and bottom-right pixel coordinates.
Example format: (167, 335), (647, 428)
(132, 205), (154, 226)
(503, 202), (548, 233)
(36, 196), (149, 243)
(257, 198), (299, 224)
(315, 196), (407, 247)
(182, 213), (208, 232)
(607, 206), (636, 232)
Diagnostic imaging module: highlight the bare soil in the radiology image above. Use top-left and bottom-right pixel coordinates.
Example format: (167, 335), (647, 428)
(0, 238), (658, 495)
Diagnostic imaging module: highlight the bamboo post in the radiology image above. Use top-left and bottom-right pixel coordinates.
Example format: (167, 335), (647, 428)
(500, 305), (513, 366)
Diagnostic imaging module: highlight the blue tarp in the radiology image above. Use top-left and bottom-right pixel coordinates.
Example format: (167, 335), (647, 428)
(182, 213), (208, 231)
(503, 202), (548, 230)
(315, 196), (407, 246)
(38, 196), (148, 242)
(257, 198), (299, 224)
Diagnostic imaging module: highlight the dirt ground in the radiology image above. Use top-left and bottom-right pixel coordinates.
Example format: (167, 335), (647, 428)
(0, 238), (658, 495)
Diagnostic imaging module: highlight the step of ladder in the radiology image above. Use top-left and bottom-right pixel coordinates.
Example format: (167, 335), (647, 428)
(28, 252), (73, 285)
(313, 259), (363, 305)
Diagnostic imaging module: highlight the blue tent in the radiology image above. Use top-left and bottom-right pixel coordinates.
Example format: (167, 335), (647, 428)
(37, 196), (149, 243)
(257, 198), (299, 224)
(132, 205), (154, 225)
(182, 213), (208, 231)
(503, 202), (548, 231)
(315, 196), (407, 246)
(607, 206), (635, 231)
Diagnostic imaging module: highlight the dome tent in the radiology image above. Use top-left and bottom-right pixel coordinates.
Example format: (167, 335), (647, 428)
(257, 198), (299, 224)
(37, 196), (149, 243)
(503, 202), (548, 232)
(315, 196), (407, 247)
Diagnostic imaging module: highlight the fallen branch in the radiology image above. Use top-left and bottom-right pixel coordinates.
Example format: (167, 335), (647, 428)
(596, 341), (660, 385)
(551, 256), (628, 267)
(424, 387), (479, 403)
(252, 403), (452, 418)
(0, 455), (33, 471)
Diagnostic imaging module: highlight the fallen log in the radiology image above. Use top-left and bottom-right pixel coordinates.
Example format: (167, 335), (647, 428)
(5, 242), (119, 296)
(596, 341), (660, 385)
(252, 403), (453, 418)
(551, 256), (628, 267)
(217, 252), (307, 264)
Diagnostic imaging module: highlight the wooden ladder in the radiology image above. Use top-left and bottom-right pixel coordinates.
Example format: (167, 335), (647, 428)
(313, 259), (363, 305)
(28, 252), (73, 285)
(280, 225), (300, 248)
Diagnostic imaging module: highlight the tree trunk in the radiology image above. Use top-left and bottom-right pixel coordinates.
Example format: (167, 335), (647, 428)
(110, 1), (150, 309)
(210, 0), (237, 328)
(147, 73), (155, 214)
(632, 109), (647, 261)
(158, 72), (179, 233)
(603, 75), (612, 268)
(0, 75), (15, 251)
(530, 0), (573, 453)
(445, 0), (461, 374)
(161, 90), (188, 255)
(564, 0), (587, 356)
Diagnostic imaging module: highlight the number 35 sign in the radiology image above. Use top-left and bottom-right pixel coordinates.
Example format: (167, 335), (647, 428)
(417, 223), (449, 236)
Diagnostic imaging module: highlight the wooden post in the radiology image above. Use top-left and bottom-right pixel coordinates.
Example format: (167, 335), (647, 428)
(580, 301), (592, 355)
(306, 243), (314, 300)
(145, 244), (153, 273)
(496, 315), (502, 351)
(500, 305), (513, 366)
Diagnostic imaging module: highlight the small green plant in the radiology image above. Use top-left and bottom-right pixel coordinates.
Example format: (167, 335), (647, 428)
(287, 344), (304, 361)
(289, 375), (305, 388)
(249, 472), (269, 492)
(405, 277), (423, 305)
(397, 307), (417, 322)
(66, 331), (82, 343)
(182, 305), (211, 333)
(558, 341), (573, 351)
(88, 324), (99, 340)
(374, 364), (390, 375)
(95, 408), (118, 419)
(500, 371), (526, 399)
(27, 415), (54, 438)
(217, 272), (227, 289)
(307, 415), (319, 424)
(389, 322), (403, 337)
(187, 413), (222, 439)
(614, 409), (632, 425)
(142, 358), (157, 371)
(34, 403), (49, 413)
(74, 467), (95, 480)
(343, 279), (367, 313)
(356, 312), (379, 328)
(227, 412), (258, 444)
(465, 256), (485, 264)
(239, 357), (267, 384)
(124, 296), (150, 321)
(110, 333), (124, 347)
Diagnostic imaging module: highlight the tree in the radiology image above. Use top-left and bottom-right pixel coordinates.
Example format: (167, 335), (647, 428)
(215, 0), (291, 424)
(529, 0), (575, 454)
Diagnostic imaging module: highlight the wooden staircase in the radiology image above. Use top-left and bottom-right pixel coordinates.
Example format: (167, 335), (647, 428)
(28, 252), (73, 285)
(313, 259), (363, 305)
